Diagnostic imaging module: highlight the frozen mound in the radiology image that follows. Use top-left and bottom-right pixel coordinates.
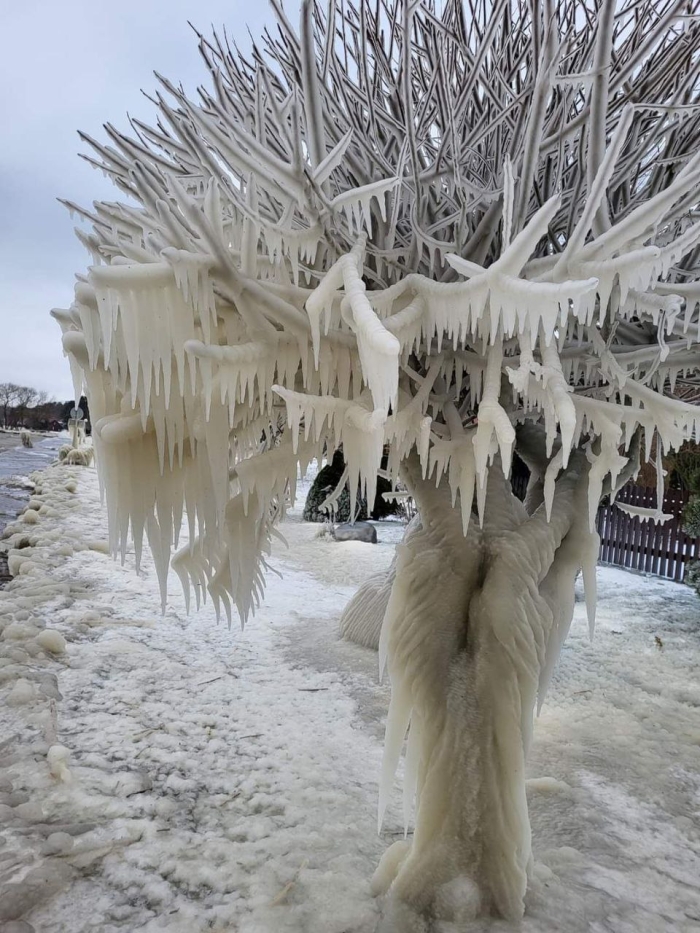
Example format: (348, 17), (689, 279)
(339, 516), (420, 648)
(63, 448), (94, 467)
(339, 564), (394, 650)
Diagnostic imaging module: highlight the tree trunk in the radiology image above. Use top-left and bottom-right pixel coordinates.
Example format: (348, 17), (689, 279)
(372, 447), (597, 925)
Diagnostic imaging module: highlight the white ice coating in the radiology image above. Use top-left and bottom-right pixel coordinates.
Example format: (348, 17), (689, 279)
(53, 3), (700, 925)
(616, 502), (673, 524)
(57, 168), (700, 920)
(373, 448), (599, 920)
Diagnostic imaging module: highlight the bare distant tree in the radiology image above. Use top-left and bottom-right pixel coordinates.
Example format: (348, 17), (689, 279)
(13, 386), (39, 427)
(0, 383), (20, 428)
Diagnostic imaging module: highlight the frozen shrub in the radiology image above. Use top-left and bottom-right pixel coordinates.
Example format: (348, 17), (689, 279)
(682, 496), (700, 539)
(52, 0), (700, 922)
(684, 561), (700, 597)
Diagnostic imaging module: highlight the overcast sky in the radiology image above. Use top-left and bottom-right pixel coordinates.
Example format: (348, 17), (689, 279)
(1, 1), (297, 401)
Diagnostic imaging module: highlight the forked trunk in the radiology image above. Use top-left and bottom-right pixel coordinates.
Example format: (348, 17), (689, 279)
(372, 449), (597, 926)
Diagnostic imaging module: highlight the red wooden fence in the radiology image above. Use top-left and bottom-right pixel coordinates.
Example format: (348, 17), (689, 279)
(596, 485), (700, 582)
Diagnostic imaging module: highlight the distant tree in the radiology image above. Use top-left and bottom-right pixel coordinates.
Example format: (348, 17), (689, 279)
(24, 398), (63, 430)
(13, 386), (41, 427)
(0, 383), (20, 427)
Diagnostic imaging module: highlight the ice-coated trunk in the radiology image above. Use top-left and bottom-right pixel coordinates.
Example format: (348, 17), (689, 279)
(372, 448), (596, 925)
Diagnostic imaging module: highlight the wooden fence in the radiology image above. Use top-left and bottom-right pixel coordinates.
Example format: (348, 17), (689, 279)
(402, 475), (699, 583)
(596, 485), (700, 582)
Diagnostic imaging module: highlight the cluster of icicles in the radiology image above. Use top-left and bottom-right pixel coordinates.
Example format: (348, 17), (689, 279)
(53, 161), (700, 627)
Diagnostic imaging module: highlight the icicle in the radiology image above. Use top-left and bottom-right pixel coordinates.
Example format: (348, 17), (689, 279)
(472, 336), (514, 482)
(543, 450), (563, 522)
(340, 257), (400, 413)
(616, 503), (673, 524)
(581, 535), (598, 639)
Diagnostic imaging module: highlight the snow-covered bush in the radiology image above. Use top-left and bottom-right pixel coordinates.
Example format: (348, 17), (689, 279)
(57, 440), (93, 467)
(64, 447), (94, 467)
(53, 0), (700, 922)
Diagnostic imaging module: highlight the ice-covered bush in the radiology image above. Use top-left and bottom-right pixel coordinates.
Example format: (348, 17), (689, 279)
(53, 0), (700, 922)
(64, 447), (94, 467)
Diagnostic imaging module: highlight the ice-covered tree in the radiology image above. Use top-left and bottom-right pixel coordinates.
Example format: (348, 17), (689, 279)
(54, 0), (700, 923)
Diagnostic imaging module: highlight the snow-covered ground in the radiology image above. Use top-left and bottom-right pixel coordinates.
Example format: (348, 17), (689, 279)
(0, 462), (699, 932)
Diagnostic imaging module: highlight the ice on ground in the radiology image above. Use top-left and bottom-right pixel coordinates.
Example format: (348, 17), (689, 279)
(0, 462), (698, 932)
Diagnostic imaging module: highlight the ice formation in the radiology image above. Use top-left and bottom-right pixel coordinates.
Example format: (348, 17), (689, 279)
(54, 0), (700, 923)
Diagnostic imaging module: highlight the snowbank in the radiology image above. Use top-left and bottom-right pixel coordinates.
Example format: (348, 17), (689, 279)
(0, 462), (698, 932)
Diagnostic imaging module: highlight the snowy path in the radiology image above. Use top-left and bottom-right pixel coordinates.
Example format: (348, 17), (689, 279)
(0, 463), (699, 932)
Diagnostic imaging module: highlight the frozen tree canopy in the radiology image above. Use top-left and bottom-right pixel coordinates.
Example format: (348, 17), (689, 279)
(54, 0), (700, 923)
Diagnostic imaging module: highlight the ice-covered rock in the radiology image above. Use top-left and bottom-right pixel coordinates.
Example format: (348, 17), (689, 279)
(331, 522), (378, 543)
(47, 745), (72, 783)
(2, 622), (40, 642)
(0, 921), (37, 933)
(0, 862), (73, 922)
(35, 630), (66, 655)
(6, 679), (36, 707)
(41, 832), (74, 857)
(14, 802), (44, 822)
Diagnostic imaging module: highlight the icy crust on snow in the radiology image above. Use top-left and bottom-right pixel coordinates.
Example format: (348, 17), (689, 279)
(1, 464), (699, 931)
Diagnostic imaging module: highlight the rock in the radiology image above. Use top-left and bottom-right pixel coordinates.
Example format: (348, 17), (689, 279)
(0, 805), (15, 823)
(31, 822), (96, 838)
(331, 522), (378, 543)
(0, 921), (37, 932)
(115, 770), (153, 798)
(6, 680), (36, 707)
(47, 745), (72, 783)
(41, 832), (74, 856)
(2, 623), (39, 642)
(0, 793), (29, 807)
(0, 862), (72, 921)
(38, 675), (62, 701)
(14, 803), (43, 822)
(3, 647), (29, 664)
(34, 631), (66, 656)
